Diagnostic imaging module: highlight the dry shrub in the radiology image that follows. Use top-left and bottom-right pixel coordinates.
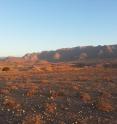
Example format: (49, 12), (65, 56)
(0, 88), (10, 95)
(26, 88), (38, 97)
(27, 83), (38, 89)
(22, 113), (43, 124)
(72, 85), (80, 91)
(45, 103), (57, 113)
(3, 96), (21, 110)
(50, 90), (65, 100)
(5, 83), (20, 91)
(101, 91), (111, 99)
(2, 67), (10, 71)
(96, 98), (113, 112)
(12, 85), (18, 90)
(80, 92), (91, 103)
(26, 83), (38, 97)
(103, 76), (112, 82)
(8, 85), (18, 90)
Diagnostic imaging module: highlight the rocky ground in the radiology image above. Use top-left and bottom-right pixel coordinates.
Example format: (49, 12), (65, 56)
(0, 61), (116, 124)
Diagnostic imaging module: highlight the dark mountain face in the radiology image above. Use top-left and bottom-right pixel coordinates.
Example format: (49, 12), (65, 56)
(22, 44), (117, 62)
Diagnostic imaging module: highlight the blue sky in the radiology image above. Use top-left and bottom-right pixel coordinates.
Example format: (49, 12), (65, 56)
(0, 0), (117, 56)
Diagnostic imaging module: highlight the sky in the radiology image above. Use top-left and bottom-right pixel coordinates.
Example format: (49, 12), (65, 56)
(0, 0), (117, 56)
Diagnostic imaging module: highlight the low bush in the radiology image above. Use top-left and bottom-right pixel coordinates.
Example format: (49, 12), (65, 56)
(2, 67), (10, 71)
(22, 113), (43, 124)
(96, 99), (113, 112)
(80, 92), (91, 103)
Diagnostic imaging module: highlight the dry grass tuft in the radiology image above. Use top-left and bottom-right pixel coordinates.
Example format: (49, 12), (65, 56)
(45, 103), (57, 113)
(96, 99), (113, 112)
(2, 67), (10, 71)
(80, 92), (91, 103)
(22, 113), (43, 124)
(3, 96), (21, 110)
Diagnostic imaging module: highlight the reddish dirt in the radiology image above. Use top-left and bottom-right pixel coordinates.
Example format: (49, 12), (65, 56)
(0, 61), (117, 124)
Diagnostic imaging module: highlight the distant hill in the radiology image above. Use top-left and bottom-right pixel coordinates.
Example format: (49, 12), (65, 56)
(2, 44), (117, 62)
(22, 44), (117, 62)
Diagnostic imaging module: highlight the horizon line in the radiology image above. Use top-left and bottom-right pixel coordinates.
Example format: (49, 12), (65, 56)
(0, 43), (116, 58)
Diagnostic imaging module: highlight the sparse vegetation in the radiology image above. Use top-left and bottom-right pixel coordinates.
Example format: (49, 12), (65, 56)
(3, 96), (21, 110)
(96, 99), (113, 112)
(80, 92), (91, 103)
(22, 113), (43, 124)
(0, 60), (116, 123)
(2, 67), (10, 71)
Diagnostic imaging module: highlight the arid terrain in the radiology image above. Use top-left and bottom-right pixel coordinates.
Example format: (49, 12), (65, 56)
(1, 0), (117, 122)
(0, 59), (117, 124)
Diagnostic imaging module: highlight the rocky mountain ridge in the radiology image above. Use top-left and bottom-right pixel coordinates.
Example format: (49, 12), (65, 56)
(22, 44), (117, 62)
(2, 44), (117, 62)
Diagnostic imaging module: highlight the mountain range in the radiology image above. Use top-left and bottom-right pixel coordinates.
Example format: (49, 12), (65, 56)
(3, 44), (117, 62)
